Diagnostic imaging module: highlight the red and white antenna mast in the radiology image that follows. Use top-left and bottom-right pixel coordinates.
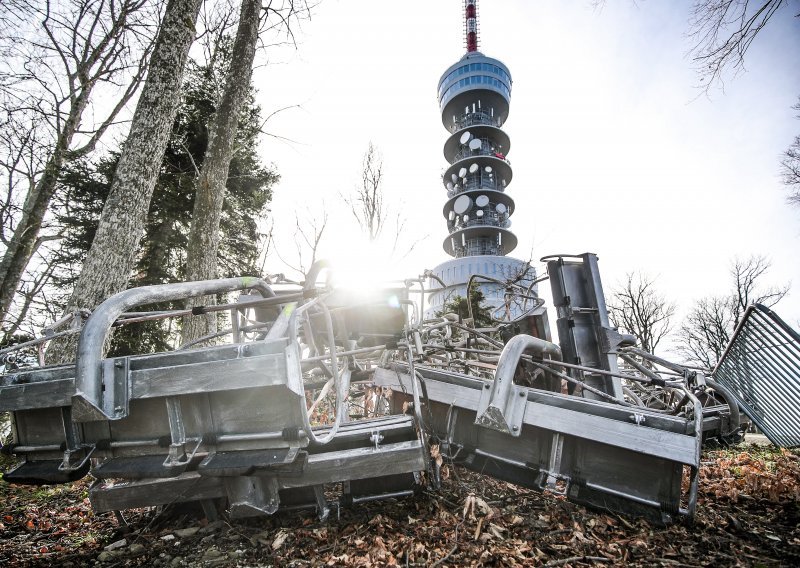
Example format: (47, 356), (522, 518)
(465, 0), (479, 52)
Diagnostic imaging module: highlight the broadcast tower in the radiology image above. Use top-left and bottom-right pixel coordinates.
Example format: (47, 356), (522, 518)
(427, 0), (532, 318)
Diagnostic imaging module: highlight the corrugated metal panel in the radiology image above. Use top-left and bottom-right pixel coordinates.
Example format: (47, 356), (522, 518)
(713, 304), (800, 448)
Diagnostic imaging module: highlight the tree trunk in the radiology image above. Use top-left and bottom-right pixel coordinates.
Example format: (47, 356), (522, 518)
(0, 103), (86, 324)
(0, 0), (154, 327)
(181, 0), (260, 346)
(46, 0), (203, 363)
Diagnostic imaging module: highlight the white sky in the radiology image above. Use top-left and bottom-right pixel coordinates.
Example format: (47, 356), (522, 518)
(252, 0), (800, 331)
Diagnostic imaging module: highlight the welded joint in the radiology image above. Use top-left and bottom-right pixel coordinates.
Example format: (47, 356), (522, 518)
(475, 381), (527, 437)
(544, 432), (566, 492)
(630, 413), (646, 426)
(370, 430), (384, 449)
(475, 334), (560, 437)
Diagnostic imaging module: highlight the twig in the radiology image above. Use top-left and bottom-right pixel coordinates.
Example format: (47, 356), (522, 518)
(544, 556), (611, 567)
(431, 522), (460, 567)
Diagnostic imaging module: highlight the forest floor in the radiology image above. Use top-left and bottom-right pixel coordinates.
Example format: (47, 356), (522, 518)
(1, 443), (799, 567)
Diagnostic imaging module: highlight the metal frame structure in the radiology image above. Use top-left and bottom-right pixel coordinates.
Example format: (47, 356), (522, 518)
(0, 253), (752, 523)
(713, 304), (800, 447)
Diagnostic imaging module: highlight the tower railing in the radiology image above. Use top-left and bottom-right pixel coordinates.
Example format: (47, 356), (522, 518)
(449, 215), (508, 234)
(454, 242), (505, 257)
(452, 145), (510, 165)
(450, 111), (501, 133)
(447, 173), (503, 195)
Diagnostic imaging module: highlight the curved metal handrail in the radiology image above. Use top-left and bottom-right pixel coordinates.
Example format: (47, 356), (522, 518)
(73, 277), (275, 421)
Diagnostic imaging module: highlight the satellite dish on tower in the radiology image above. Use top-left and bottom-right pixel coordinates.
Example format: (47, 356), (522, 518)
(451, 173), (458, 183)
(458, 167), (467, 178)
(485, 166), (492, 173)
(448, 211), (455, 221)
(446, 182), (453, 190)
(463, 215), (470, 223)
(469, 163), (479, 174)
(460, 131), (472, 145)
(476, 210), (484, 218)
(496, 203), (507, 214)
(469, 138), (482, 151)
(453, 194), (473, 215)
(476, 195), (489, 207)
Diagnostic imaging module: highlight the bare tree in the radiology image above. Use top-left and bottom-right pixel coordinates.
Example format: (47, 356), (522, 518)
(46, 0), (203, 363)
(687, 1), (800, 205)
(344, 142), (386, 242)
(607, 272), (676, 354)
(782, 97), (800, 206)
(271, 208), (328, 279)
(676, 254), (789, 369)
(342, 142), (427, 258)
(688, 0), (792, 89)
(0, 0), (158, 324)
(728, 255), (790, 324)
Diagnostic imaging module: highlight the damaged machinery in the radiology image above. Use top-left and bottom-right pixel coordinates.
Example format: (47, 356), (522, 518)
(0, 253), (745, 524)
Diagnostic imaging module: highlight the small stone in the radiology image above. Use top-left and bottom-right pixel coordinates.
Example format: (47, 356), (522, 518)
(97, 551), (120, 562)
(161, 534), (176, 542)
(129, 543), (146, 556)
(203, 548), (223, 559)
(104, 539), (127, 551)
(174, 527), (200, 538)
(199, 520), (225, 534)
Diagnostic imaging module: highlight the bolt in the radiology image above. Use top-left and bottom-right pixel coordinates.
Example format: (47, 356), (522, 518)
(484, 384), (490, 389)
(512, 426), (519, 432)
(519, 391), (525, 397)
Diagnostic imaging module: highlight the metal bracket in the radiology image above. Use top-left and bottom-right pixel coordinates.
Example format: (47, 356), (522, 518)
(72, 356), (130, 422)
(475, 381), (527, 437)
(225, 475), (281, 519)
(58, 445), (95, 472)
(370, 430), (384, 449)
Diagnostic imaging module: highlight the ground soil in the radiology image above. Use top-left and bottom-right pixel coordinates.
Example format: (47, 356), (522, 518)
(1, 444), (798, 567)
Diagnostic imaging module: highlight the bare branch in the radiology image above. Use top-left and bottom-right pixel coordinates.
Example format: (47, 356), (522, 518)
(675, 254), (789, 369)
(607, 272), (676, 354)
(688, 0), (790, 90)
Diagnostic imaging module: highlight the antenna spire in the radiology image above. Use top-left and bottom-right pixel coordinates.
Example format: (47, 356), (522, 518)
(465, 0), (479, 52)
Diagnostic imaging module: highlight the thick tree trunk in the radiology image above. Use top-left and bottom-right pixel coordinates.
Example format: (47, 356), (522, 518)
(181, 0), (260, 346)
(46, 0), (202, 363)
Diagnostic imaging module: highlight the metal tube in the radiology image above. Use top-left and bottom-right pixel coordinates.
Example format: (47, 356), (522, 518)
(74, 277), (275, 422)
(215, 431), (307, 443)
(302, 345), (387, 363)
(488, 335), (562, 418)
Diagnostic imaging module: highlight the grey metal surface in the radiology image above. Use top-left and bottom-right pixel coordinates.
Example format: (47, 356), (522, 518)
(545, 254), (624, 400)
(713, 304), (800, 447)
(1, 257), (723, 524)
(375, 363), (701, 523)
(73, 277), (276, 422)
(1, 271), (429, 521)
(475, 335), (561, 436)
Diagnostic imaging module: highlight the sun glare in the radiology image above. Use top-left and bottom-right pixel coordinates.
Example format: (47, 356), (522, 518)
(325, 240), (405, 293)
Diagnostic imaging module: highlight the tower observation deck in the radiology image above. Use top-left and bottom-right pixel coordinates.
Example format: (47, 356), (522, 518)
(427, 0), (533, 319)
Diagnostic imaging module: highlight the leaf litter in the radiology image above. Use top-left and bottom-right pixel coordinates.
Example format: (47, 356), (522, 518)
(0, 444), (798, 567)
